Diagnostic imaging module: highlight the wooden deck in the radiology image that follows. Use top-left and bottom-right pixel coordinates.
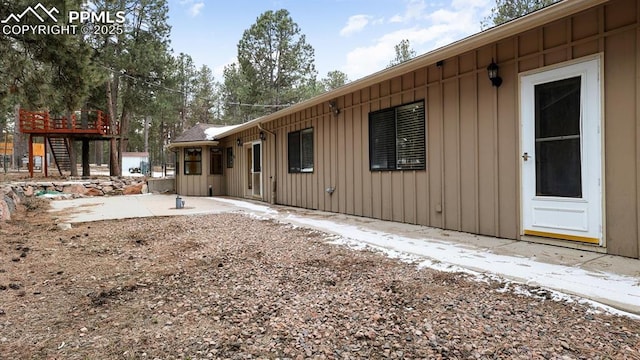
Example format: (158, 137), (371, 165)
(19, 109), (119, 137)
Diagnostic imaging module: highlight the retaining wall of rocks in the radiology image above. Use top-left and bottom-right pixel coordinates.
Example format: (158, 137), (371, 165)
(0, 178), (150, 221)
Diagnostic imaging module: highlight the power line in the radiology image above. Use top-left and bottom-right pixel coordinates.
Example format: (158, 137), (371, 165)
(98, 64), (291, 109)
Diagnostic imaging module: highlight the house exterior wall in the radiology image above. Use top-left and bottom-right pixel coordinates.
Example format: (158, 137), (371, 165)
(174, 145), (226, 196)
(222, 127), (276, 202)
(221, 0), (640, 258)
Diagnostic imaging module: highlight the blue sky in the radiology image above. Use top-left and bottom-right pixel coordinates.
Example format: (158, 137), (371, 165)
(167, 0), (494, 82)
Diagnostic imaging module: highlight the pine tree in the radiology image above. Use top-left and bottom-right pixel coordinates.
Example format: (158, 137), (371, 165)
(482, 0), (560, 28)
(388, 39), (417, 68)
(224, 9), (317, 122)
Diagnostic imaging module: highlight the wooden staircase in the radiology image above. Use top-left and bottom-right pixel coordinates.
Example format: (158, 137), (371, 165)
(47, 137), (71, 176)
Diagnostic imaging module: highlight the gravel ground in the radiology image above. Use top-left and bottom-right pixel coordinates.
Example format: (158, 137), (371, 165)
(0, 197), (639, 359)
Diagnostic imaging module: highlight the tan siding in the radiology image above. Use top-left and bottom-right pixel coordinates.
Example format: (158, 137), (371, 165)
(311, 116), (319, 210)
(427, 81), (443, 228)
(352, 105), (363, 216)
(316, 115), (326, 210)
(345, 107), (355, 215)
(459, 73), (478, 234)
(443, 79), (460, 230)
(605, 0), (636, 31)
(605, 27), (639, 257)
(210, 0), (639, 258)
(544, 20), (567, 49)
(381, 172), (393, 221)
(573, 7), (599, 39)
(329, 111), (339, 213)
(337, 106), (347, 214)
(573, 40), (600, 58)
(476, 70), (497, 236)
(496, 60), (518, 239)
(415, 82), (430, 226)
(361, 100), (373, 218)
(322, 114), (332, 211)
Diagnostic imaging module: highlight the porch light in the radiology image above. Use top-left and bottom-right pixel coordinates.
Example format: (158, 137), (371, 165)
(259, 131), (266, 141)
(487, 59), (502, 87)
(236, 138), (242, 147)
(328, 100), (340, 116)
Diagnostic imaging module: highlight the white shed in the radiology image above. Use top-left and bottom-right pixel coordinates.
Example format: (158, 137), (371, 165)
(122, 152), (149, 177)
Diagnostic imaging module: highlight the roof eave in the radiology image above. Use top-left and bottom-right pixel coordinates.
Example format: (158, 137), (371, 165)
(167, 140), (219, 150)
(215, 0), (608, 139)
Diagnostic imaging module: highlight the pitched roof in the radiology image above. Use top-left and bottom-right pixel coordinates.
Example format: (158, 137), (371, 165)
(172, 123), (240, 143)
(211, 0), (606, 140)
(172, 123), (213, 143)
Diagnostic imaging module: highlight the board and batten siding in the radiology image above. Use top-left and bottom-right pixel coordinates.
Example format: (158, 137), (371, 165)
(175, 146), (226, 196)
(221, 0), (640, 258)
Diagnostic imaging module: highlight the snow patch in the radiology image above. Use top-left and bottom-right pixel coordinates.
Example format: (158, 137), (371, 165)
(204, 125), (241, 140)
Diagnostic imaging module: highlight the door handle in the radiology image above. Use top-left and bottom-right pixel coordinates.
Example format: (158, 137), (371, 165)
(522, 152), (530, 161)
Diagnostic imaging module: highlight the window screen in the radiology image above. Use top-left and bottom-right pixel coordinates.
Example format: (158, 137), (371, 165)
(369, 100), (426, 171)
(535, 76), (582, 197)
(288, 127), (314, 173)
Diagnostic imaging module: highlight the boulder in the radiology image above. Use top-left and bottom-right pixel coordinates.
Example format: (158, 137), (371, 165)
(0, 198), (10, 221)
(123, 182), (144, 195)
(62, 184), (86, 195)
(84, 187), (104, 197)
(23, 186), (34, 197)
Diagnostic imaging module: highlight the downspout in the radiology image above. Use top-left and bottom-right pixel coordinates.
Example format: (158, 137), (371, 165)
(258, 122), (276, 205)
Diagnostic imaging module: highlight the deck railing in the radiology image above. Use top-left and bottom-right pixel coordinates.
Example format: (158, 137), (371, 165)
(19, 109), (118, 135)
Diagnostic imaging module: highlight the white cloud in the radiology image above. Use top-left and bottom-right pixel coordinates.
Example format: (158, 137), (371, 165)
(339, 14), (371, 37)
(179, 0), (204, 17)
(188, 2), (204, 17)
(389, 0), (427, 23)
(212, 57), (237, 80)
(340, 0), (493, 80)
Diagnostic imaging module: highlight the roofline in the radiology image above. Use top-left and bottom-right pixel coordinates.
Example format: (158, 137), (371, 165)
(216, 0), (608, 138)
(167, 140), (219, 150)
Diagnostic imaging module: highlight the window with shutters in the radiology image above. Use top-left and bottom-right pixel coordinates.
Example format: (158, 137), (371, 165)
(288, 127), (314, 173)
(369, 100), (426, 171)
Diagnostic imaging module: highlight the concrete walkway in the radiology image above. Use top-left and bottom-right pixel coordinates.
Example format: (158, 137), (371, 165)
(49, 194), (640, 317)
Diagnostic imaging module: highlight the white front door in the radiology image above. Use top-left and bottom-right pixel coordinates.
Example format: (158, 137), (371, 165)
(520, 56), (603, 245)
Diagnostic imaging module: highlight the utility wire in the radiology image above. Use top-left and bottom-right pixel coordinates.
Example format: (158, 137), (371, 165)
(98, 64), (291, 109)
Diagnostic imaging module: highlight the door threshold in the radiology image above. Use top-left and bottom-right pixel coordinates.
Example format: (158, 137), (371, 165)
(523, 230), (599, 244)
(520, 235), (607, 254)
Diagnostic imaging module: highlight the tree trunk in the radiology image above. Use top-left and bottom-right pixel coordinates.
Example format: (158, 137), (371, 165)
(82, 139), (90, 177)
(106, 78), (121, 176)
(144, 115), (150, 153)
(118, 107), (129, 174)
(13, 105), (25, 169)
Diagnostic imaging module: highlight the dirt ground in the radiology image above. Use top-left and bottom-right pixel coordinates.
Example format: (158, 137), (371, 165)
(1, 197), (639, 359)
